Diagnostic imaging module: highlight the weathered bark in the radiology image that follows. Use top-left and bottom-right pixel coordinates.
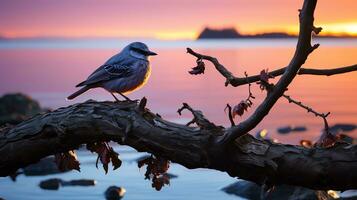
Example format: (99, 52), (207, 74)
(0, 100), (357, 191)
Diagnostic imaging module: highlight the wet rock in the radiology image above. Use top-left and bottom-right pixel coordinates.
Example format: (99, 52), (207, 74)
(23, 156), (68, 176)
(222, 180), (330, 200)
(0, 93), (45, 126)
(292, 126), (307, 132)
(277, 126), (292, 134)
(277, 126), (307, 134)
(61, 179), (96, 186)
(330, 124), (356, 134)
(339, 134), (354, 144)
(39, 178), (96, 190)
(105, 186), (126, 200)
(39, 178), (62, 190)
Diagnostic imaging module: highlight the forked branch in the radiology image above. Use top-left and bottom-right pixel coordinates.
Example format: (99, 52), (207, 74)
(220, 0), (321, 144)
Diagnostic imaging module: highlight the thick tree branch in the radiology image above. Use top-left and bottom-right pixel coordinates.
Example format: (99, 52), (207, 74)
(187, 50), (357, 87)
(220, 0), (320, 144)
(1, 101), (357, 190)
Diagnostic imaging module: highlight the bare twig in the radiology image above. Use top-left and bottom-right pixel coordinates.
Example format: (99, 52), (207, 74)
(186, 47), (236, 86)
(178, 103), (222, 132)
(244, 72), (255, 102)
(282, 94), (330, 130)
(282, 94), (330, 119)
(187, 47), (357, 87)
(224, 104), (235, 126)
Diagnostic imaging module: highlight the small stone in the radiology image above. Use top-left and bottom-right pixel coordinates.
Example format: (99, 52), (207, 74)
(39, 178), (62, 190)
(277, 125), (307, 134)
(222, 180), (327, 199)
(62, 179), (96, 186)
(24, 156), (68, 176)
(0, 93), (44, 126)
(292, 126), (307, 132)
(277, 126), (292, 134)
(105, 186), (126, 200)
(330, 124), (356, 134)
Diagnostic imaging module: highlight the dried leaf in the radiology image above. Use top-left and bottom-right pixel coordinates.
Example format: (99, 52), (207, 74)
(137, 155), (171, 191)
(87, 142), (122, 174)
(257, 69), (274, 91)
(261, 69), (274, 82)
(138, 156), (151, 168)
(189, 60), (205, 75)
(316, 130), (338, 147)
(232, 100), (252, 117)
(152, 174), (170, 191)
(312, 26), (323, 35)
(54, 150), (80, 172)
(109, 149), (122, 170)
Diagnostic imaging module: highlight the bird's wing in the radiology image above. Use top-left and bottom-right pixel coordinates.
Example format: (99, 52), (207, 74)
(76, 64), (132, 87)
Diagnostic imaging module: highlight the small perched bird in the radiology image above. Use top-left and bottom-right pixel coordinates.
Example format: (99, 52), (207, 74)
(67, 42), (157, 101)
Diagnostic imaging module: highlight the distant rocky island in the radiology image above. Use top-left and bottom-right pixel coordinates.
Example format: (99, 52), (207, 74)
(197, 27), (294, 39)
(197, 27), (355, 39)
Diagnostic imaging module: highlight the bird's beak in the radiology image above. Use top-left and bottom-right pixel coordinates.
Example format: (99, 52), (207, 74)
(146, 50), (157, 56)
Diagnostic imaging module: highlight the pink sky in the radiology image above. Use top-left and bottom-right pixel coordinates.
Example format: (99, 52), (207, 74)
(0, 0), (356, 39)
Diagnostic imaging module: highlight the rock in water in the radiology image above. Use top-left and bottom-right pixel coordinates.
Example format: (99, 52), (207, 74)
(292, 126), (307, 132)
(277, 126), (293, 134)
(39, 178), (96, 190)
(0, 93), (44, 126)
(24, 156), (69, 176)
(222, 180), (331, 200)
(330, 123), (356, 133)
(62, 179), (96, 186)
(39, 178), (62, 190)
(105, 186), (126, 200)
(277, 125), (307, 134)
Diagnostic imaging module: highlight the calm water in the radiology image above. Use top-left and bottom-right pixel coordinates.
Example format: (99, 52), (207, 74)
(0, 38), (356, 199)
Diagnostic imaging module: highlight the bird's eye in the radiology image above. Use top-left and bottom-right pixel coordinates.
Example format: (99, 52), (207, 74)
(132, 47), (147, 55)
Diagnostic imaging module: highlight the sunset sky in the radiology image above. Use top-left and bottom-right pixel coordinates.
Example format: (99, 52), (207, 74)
(0, 0), (356, 40)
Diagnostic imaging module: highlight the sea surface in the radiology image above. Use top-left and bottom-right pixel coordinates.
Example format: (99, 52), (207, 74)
(0, 38), (356, 200)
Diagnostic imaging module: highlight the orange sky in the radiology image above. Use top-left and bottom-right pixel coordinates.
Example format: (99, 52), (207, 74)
(0, 0), (356, 39)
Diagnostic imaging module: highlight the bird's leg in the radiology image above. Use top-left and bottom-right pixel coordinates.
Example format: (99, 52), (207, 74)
(118, 92), (132, 101)
(118, 92), (139, 103)
(110, 92), (120, 102)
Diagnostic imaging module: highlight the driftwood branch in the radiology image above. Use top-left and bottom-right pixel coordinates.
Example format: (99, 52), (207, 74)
(1, 100), (357, 191)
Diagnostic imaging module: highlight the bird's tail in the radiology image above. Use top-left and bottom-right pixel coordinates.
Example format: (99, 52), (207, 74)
(67, 86), (90, 100)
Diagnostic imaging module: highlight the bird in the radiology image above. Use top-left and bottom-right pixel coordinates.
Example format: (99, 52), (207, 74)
(67, 42), (157, 101)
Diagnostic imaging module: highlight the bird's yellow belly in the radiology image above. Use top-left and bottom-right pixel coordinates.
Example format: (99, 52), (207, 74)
(123, 65), (151, 94)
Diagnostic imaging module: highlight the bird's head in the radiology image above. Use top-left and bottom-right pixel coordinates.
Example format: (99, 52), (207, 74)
(126, 42), (157, 60)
